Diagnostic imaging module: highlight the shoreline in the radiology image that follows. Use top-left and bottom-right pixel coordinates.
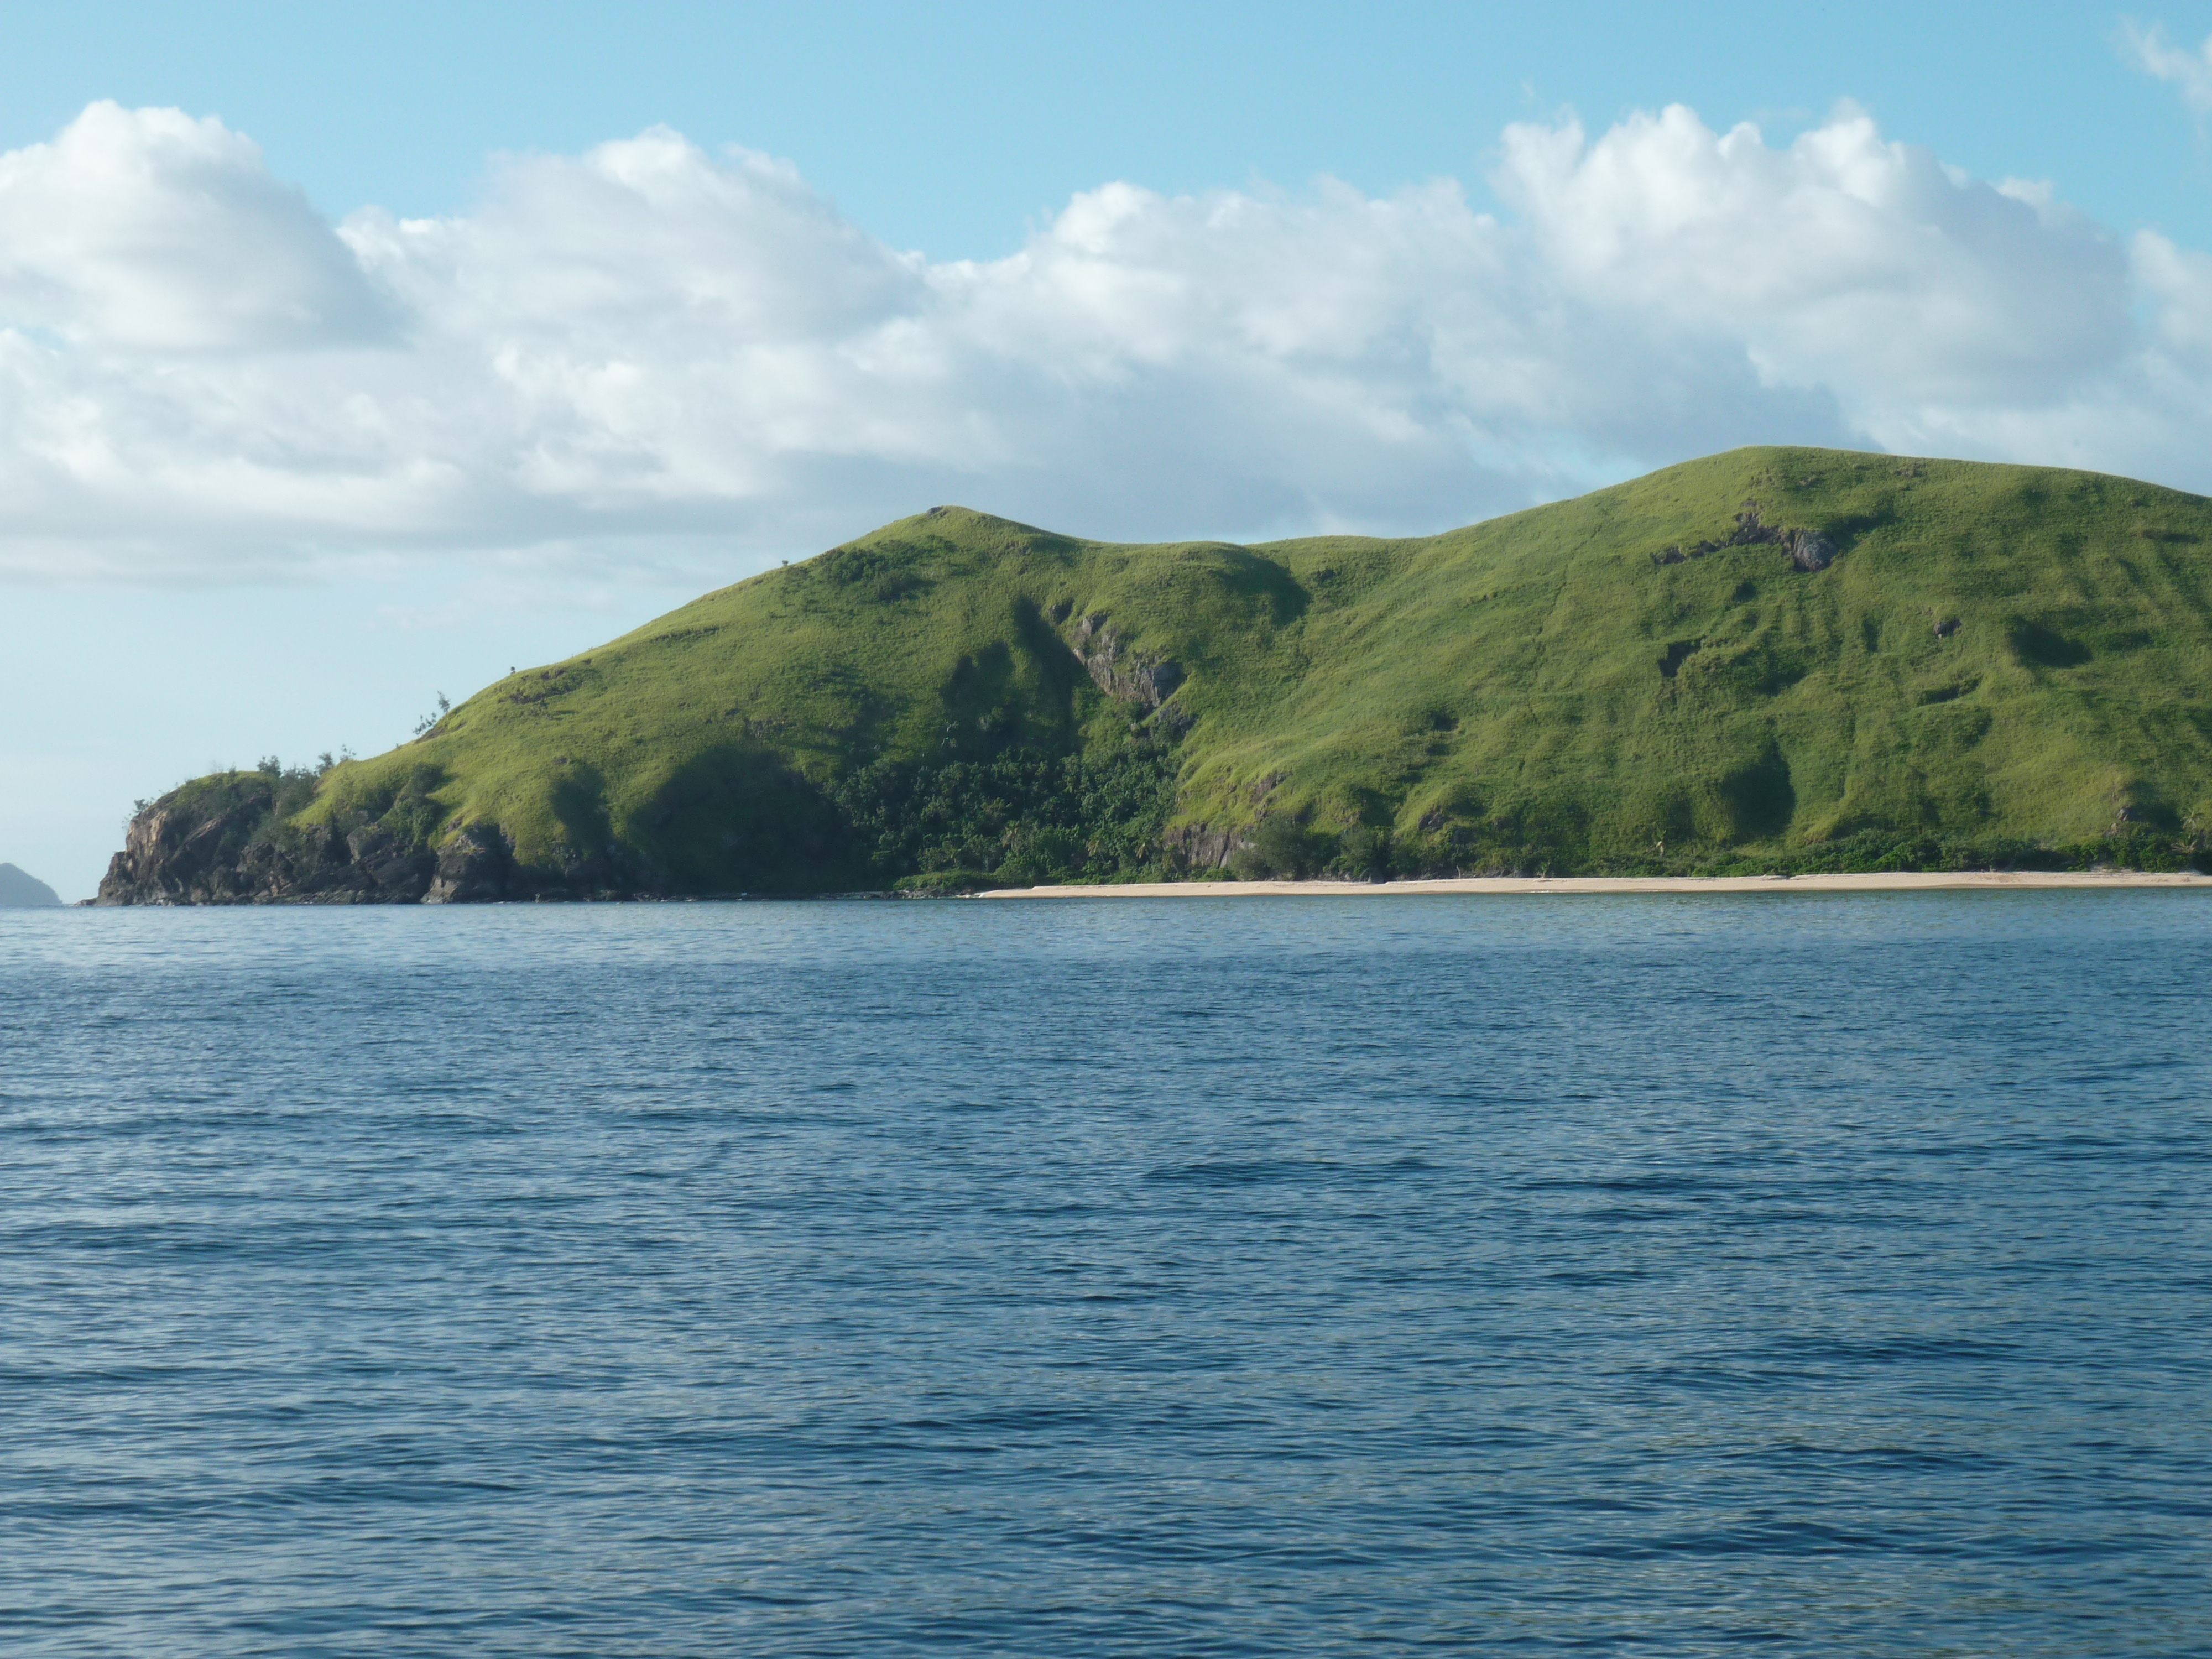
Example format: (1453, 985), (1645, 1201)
(980, 870), (2212, 898)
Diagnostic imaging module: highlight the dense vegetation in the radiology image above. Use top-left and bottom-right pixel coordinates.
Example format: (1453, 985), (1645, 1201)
(109, 446), (2212, 898)
(221, 755), (445, 865)
(837, 741), (1181, 893)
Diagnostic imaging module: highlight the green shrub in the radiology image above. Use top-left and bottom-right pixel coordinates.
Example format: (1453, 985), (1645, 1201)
(893, 870), (992, 896)
(1330, 825), (1391, 879)
(1229, 815), (1338, 879)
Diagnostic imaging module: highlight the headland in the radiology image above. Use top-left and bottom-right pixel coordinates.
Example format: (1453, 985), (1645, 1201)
(96, 446), (2212, 905)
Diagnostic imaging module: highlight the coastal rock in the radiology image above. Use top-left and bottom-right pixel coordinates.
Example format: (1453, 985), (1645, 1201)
(98, 776), (439, 905)
(99, 772), (679, 907)
(98, 781), (277, 904)
(425, 823), (513, 903)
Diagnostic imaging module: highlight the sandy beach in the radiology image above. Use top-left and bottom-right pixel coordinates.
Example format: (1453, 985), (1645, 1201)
(980, 870), (2212, 898)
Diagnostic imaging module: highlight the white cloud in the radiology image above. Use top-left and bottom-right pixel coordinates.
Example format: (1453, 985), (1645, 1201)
(0, 102), (391, 353)
(0, 99), (2205, 583)
(2122, 19), (2212, 114)
(1495, 105), (2128, 411)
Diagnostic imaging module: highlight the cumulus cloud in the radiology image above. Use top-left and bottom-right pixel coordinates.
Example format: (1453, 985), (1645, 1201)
(0, 102), (392, 353)
(1496, 106), (2128, 409)
(0, 99), (2205, 582)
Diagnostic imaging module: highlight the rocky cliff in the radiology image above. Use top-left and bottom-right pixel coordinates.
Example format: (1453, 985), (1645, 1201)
(95, 772), (587, 905)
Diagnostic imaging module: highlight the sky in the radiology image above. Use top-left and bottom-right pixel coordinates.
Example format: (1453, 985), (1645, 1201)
(8, 0), (2212, 898)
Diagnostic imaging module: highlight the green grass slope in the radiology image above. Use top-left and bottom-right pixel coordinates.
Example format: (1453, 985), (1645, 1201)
(269, 446), (2212, 890)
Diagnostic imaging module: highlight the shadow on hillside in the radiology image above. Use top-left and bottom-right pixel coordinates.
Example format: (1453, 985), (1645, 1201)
(2007, 620), (2094, 670)
(550, 764), (614, 857)
(1210, 547), (1311, 626)
(1716, 744), (1798, 841)
(935, 602), (1087, 761)
(629, 745), (862, 894)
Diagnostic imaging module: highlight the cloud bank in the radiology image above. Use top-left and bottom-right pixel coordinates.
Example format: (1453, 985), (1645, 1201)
(1, 98), (2209, 582)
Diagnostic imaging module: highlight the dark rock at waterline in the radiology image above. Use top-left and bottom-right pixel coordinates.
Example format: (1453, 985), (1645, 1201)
(426, 822), (514, 903)
(0, 863), (62, 907)
(94, 774), (641, 906)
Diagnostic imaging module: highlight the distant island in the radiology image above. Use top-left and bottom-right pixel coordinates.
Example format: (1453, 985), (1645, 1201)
(97, 445), (2212, 904)
(0, 863), (62, 907)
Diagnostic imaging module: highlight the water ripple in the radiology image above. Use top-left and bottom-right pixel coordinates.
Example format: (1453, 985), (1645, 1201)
(1, 893), (2209, 1655)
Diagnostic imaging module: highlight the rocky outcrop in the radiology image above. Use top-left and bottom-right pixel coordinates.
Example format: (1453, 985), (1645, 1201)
(1060, 610), (1185, 711)
(1786, 529), (1837, 572)
(93, 776), (540, 905)
(1164, 822), (1237, 870)
(1652, 502), (1836, 572)
(95, 773), (664, 905)
(425, 822), (513, 902)
(96, 781), (440, 905)
(98, 776), (289, 904)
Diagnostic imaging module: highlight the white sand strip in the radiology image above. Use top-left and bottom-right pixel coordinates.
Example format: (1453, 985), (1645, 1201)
(979, 871), (2212, 898)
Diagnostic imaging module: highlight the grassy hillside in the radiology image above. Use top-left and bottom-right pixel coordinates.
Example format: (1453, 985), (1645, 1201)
(115, 446), (2212, 898)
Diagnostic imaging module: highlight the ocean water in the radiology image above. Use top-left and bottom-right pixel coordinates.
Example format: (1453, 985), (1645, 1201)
(3, 894), (2210, 1657)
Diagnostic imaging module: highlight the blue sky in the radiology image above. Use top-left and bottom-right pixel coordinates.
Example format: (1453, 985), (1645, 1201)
(7, 1), (2212, 897)
(7, 2), (2212, 254)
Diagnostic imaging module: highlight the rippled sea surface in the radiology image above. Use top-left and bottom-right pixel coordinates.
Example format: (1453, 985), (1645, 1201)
(4, 895), (2211, 1656)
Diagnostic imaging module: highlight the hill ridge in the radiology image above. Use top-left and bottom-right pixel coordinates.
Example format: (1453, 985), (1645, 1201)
(97, 445), (2212, 902)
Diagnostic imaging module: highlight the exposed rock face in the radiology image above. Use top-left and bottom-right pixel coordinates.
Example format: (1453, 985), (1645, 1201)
(96, 775), (654, 905)
(1164, 822), (1236, 870)
(333, 825), (438, 900)
(97, 779), (283, 904)
(1786, 529), (1836, 571)
(96, 784), (441, 905)
(1651, 502), (1837, 572)
(1065, 612), (1185, 710)
(92, 776), (542, 905)
(425, 822), (513, 903)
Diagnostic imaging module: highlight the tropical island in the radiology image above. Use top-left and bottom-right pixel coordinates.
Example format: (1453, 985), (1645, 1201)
(0, 863), (62, 907)
(97, 445), (2212, 904)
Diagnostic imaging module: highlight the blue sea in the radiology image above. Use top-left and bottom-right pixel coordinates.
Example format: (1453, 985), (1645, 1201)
(4, 894), (2210, 1656)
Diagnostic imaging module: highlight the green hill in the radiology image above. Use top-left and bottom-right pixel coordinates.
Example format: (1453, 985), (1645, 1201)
(97, 446), (2212, 902)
